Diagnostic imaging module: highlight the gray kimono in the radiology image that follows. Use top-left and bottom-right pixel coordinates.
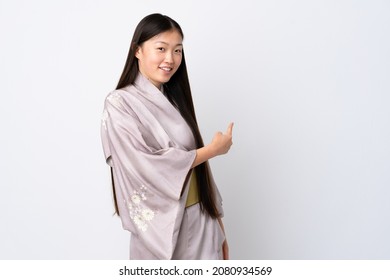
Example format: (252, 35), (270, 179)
(101, 73), (224, 259)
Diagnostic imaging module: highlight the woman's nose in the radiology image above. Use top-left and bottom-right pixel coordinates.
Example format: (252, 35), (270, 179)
(164, 52), (174, 63)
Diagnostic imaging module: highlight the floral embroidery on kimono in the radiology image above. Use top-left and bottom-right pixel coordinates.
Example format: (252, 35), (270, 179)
(127, 185), (157, 232)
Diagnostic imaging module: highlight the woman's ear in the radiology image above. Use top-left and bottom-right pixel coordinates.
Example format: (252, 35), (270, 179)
(134, 45), (141, 59)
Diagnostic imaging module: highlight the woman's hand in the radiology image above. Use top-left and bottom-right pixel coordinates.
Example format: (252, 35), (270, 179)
(191, 122), (234, 168)
(210, 122), (234, 157)
(222, 239), (229, 260)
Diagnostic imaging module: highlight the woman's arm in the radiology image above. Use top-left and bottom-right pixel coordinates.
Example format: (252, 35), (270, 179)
(191, 122), (234, 168)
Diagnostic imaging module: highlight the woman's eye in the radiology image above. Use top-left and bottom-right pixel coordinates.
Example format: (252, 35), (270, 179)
(157, 47), (165, 51)
(175, 49), (182, 53)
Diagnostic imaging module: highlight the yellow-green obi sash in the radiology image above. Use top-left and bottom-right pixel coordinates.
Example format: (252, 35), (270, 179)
(185, 170), (199, 207)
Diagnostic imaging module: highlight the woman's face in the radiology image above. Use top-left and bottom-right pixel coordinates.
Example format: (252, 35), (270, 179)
(135, 29), (183, 89)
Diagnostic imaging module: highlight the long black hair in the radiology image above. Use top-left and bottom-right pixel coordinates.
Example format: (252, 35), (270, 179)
(112, 13), (219, 219)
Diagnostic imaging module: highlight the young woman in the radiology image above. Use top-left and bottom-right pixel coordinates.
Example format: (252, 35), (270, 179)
(101, 13), (233, 260)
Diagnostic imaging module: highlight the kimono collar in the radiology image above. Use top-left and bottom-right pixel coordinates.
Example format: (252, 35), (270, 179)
(134, 72), (164, 96)
(131, 72), (181, 116)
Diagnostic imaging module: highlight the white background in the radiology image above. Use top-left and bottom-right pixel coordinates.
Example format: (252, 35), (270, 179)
(1, 0), (389, 259)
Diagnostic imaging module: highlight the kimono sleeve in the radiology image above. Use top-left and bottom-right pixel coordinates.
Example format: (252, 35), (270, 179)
(101, 91), (196, 259)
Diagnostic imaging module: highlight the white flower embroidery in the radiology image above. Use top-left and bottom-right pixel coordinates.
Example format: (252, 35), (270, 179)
(139, 223), (148, 232)
(133, 215), (143, 225)
(127, 184), (157, 233)
(101, 109), (109, 130)
(131, 194), (141, 204)
(107, 92), (122, 108)
(142, 209), (155, 221)
(133, 215), (148, 232)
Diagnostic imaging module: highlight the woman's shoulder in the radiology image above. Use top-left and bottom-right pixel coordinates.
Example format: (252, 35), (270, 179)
(104, 84), (149, 121)
(105, 84), (139, 104)
(106, 84), (136, 99)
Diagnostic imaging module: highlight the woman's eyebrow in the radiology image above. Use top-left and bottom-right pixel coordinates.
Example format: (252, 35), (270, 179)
(154, 41), (183, 47)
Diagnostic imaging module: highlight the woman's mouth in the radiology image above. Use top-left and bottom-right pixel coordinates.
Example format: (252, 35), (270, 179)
(159, 66), (173, 73)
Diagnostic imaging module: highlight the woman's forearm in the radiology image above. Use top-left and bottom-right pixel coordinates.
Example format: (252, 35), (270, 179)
(191, 122), (234, 168)
(191, 145), (216, 168)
